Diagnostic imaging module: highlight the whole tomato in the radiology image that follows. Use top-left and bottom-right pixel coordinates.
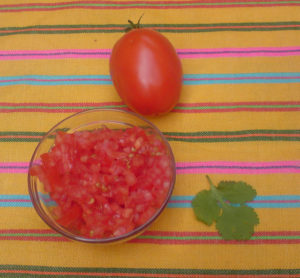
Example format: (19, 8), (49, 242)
(109, 21), (182, 116)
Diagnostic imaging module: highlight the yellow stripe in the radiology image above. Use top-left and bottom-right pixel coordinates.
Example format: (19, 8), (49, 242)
(0, 208), (46, 229)
(2, 207), (300, 232)
(0, 174), (31, 194)
(1, 240), (300, 269)
(170, 140), (300, 161)
(2, 172), (300, 196)
(173, 174), (300, 195)
(0, 86), (118, 103)
(151, 112), (300, 131)
(2, 140), (299, 163)
(1, 56), (300, 76)
(1, 7), (300, 26)
(0, 111), (299, 132)
(156, 208), (300, 231)
(0, 83), (299, 103)
(1, 32), (300, 52)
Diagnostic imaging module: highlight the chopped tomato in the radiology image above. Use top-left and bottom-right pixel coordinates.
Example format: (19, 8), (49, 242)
(30, 126), (173, 239)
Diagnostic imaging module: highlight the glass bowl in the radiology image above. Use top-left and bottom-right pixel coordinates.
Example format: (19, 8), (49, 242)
(28, 108), (176, 244)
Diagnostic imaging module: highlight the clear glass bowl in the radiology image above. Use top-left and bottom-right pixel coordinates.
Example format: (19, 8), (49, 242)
(28, 108), (176, 244)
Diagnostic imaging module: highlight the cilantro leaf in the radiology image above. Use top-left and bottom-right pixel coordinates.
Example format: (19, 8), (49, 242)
(216, 205), (259, 241)
(192, 176), (260, 241)
(217, 181), (257, 204)
(192, 190), (220, 226)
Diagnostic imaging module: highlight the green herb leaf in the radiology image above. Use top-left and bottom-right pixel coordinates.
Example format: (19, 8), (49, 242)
(216, 205), (259, 241)
(217, 181), (257, 204)
(192, 176), (260, 241)
(192, 190), (220, 226)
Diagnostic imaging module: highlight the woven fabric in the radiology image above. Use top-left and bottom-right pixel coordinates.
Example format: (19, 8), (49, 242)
(0, 0), (300, 277)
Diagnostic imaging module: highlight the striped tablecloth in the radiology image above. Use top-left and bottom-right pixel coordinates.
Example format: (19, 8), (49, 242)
(1, 0), (300, 277)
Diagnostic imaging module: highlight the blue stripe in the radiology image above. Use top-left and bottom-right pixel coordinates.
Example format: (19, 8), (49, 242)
(0, 166), (29, 169)
(184, 72), (300, 78)
(3, 202), (300, 208)
(2, 195), (300, 208)
(0, 73), (299, 86)
(177, 165), (300, 169)
(0, 202), (32, 207)
(5, 194), (300, 201)
(0, 195), (31, 200)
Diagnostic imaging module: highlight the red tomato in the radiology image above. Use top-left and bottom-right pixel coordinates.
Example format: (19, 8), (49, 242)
(109, 28), (182, 116)
(30, 126), (173, 239)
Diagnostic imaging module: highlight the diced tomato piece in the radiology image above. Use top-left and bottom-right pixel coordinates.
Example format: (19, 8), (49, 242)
(30, 126), (173, 239)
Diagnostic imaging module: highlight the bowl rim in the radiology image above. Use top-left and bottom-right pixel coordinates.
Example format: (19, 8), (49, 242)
(28, 108), (176, 243)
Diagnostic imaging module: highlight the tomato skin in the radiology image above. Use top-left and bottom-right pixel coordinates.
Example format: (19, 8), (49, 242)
(109, 28), (182, 116)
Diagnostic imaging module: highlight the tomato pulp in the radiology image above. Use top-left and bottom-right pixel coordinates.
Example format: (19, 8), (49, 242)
(110, 28), (182, 116)
(30, 126), (173, 239)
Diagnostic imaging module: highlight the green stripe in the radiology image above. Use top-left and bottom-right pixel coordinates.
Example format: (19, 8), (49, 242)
(0, 138), (40, 142)
(2, 233), (300, 240)
(164, 130), (300, 142)
(0, 130), (299, 143)
(164, 129), (300, 135)
(175, 104), (300, 110)
(0, 233), (61, 237)
(138, 235), (300, 240)
(0, 131), (45, 136)
(1, 265), (300, 275)
(1, 130), (299, 135)
(2, 22), (300, 29)
(0, 22), (299, 36)
(1, 104), (299, 111)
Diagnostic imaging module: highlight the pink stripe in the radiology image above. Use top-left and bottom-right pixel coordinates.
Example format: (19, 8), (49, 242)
(0, 229), (54, 234)
(176, 168), (300, 174)
(0, 236), (67, 242)
(0, 162), (29, 174)
(131, 238), (300, 245)
(0, 49), (110, 60)
(176, 160), (300, 174)
(0, 101), (123, 107)
(2, 161), (300, 174)
(185, 76), (300, 81)
(0, 162), (29, 167)
(2, 0), (300, 8)
(176, 169), (300, 174)
(170, 200), (300, 204)
(4, 161), (300, 167)
(177, 101), (300, 106)
(252, 200), (300, 203)
(178, 46), (300, 58)
(0, 169), (28, 174)
(176, 160), (300, 167)
(173, 108), (300, 113)
(0, 46), (299, 60)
